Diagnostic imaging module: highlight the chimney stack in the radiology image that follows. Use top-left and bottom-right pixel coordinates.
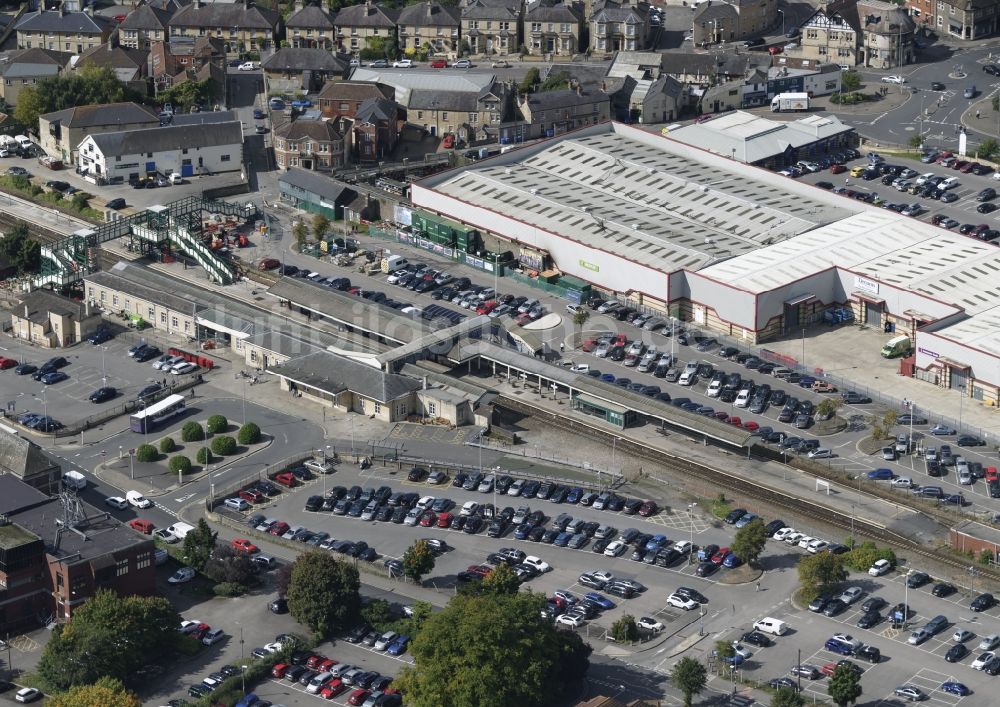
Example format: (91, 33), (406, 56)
(427, 1), (433, 18)
(294, 0), (304, 10)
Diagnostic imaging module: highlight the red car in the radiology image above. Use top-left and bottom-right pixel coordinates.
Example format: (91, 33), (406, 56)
(821, 662), (839, 677)
(742, 420), (760, 432)
(714, 411), (729, 422)
(258, 257), (280, 271)
(430, 58), (447, 68)
(274, 472), (296, 487)
(317, 658), (338, 672)
(728, 416), (742, 427)
(268, 521), (290, 536)
(986, 466), (999, 483)
(711, 546), (731, 565)
(442, 134), (455, 149)
(0, 356), (17, 369)
(581, 338), (600, 352)
(638, 500), (658, 517)
(348, 689), (370, 706)
(419, 511), (437, 527)
(768, 45), (783, 55)
(272, 663), (288, 678)
(231, 538), (259, 554)
(193, 623), (211, 640)
(962, 161), (979, 173)
(128, 518), (154, 534)
(320, 679), (347, 699)
(829, 164), (846, 174)
(306, 654), (328, 670)
(612, 333), (628, 347)
(467, 564), (492, 577)
(239, 488), (264, 503)
(475, 300), (497, 315)
(436, 512), (453, 528)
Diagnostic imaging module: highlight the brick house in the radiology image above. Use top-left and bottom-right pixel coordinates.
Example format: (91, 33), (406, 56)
(274, 119), (348, 171)
(352, 96), (400, 161)
(397, 1), (460, 54)
(150, 37), (227, 97)
(318, 80), (394, 119)
(461, 0), (522, 56)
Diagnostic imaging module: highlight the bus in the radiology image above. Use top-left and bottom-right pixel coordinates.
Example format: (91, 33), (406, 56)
(130, 394), (186, 433)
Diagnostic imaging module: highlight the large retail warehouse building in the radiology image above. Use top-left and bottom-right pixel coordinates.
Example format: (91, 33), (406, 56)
(411, 120), (1000, 406)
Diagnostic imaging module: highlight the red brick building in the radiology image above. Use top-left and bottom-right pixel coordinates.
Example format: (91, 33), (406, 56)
(318, 80), (394, 120)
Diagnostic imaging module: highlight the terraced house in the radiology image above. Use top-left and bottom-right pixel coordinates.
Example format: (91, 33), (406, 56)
(461, 0), (522, 57)
(15, 6), (113, 53)
(119, 4), (173, 50)
(397, 1), (460, 54)
(168, 0), (280, 55)
(524, 0), (584, 56)
(286, 0), (338, 49)
(334, 0), (399, 55)
(930, 0), (998, 39)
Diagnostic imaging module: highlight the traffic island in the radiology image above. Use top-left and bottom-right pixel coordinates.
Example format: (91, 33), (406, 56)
(717, 563), (764, 586)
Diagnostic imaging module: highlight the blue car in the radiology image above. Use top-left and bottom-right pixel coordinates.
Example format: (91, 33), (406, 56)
(723, 652), (745, 666)
(18, 412), (41, 426)
(600, 373), (616, 383)
(554, 531), (572, 546)
(252, 108), (265, 119)
(734, 513), (758, 529)
(40, 371), (68, 384)
(867, 468), (893, 480)
(614, 378), (631, 388)
(940, 682), (969, 696)
(722, 552), (742, 568)
(645, 534), (667, 552)
(824, 638), (855, 656)
(584, 592), (615, 610)
(566, 487), (583, 504)
(386, 635), (410, 655)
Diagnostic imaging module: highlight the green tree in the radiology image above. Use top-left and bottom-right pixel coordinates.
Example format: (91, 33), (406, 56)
(135, 443), (158, 462)
(293, 221), (308, 248)
(203, 544), (257, 588)
(731, 517), (767, 566)
(361, 598), (395, 629)
(828, 663), (863, 707)
(481, 562), (521, 595)
(196, 446), (211, 464)
(159, 436), (176, 453)
(0, 223), (41, 275)
(37, 590), (179, 690)
(71, 191), (90, 211)
(210, 435), (237, 455)
(286, 550), (361, 636)
(312, 213), (330, 239)
(520, 67), (540, 94)
(157, 78), (217, 112)
(908, 133), (926, 149)
(610, 614), (639, 642)
(181, 421), (205, 442)
(572, 308), (590, 326)
(843, 540), (896, 573)
(206, 414), (228, 433)
(47, 676), (141, 707)
(979, 137), (1000, 161)
(670, 656), (707, 707)
(15, 65), (142, 129)
(770, 687), (805, 707)
(538, 70), (571, 92)
(816, 397), (843, 419)
(402, 539), (436, 583)
(182, 518), (217, 571)
(168, 455), (191, 475)
(841, 71), (861, 92)
(980, 548), (993, 565)
(797, 552), (847, 598)
(395, 592), (590, 707)
(715, 639), (736, 663)
(882, 410), (898, 429)
(238, 422), (261, 444)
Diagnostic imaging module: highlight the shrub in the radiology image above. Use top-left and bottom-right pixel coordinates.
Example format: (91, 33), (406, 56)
(212, 582), (246, 597)
(211, 435), (237, 456)
(196, 446), (212, 464)
(168, 455), (191, 475)
(135, 444), (158, 463)
(159, 437), (176, 454)
(207, 414), (228, 434)
(181, 421), (205, 442)
(238, 422), (261, 445)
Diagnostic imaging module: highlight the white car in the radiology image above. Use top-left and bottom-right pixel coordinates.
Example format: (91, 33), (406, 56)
(416, 495), (435, 509)
(553, 590), (577, 605)
(126, 490), (153, 509)
(937, 176), (960, 191)
(706, 380), (722, 397)
(868, 559), (892, 576)
(105, 496), (127, 510)
(839, 586), (864, 604)
(14, 688), (40, 703)
(154, 354), (184, 370)
(890, 477), (914, 488)
(667, 593), (698, 610)
(523, 556), (551, 573)
(460, 501), (479, 516)
(238, 61), (259, 71)
(972, 650), (995, 669)
(882, 75), (905, 84)
(673, 540), (694, 555)
(806, 539), (829, 554)
(154, 527), (178, 543)
(392, 59), (414, 68)
(168, 567), (196, 584)
(808, 448), (833, 459)
(556, 613), (584, 627)
(590, 569), (615, 584)
(783, 531), (804, 545)
(637, 616), (664, 633)
(179, 619), (203, 633)
(604, 540), (628, 557)
(796, 535), (815, 549)
(171, 361), (198, 375)
(374, 631), (398, 651)
(772, 527), (795, 542)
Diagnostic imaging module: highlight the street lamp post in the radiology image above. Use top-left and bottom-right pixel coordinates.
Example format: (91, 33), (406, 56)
(100, 345), (107, 386)
(241, 375), (247, 426)
(138, 399), (147, 442)
(777, 9), (785, 36)
(688, 502), (697, 563)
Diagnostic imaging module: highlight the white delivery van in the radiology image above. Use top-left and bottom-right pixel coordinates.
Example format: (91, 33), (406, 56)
(14, 135), (32, 149)
(126, 490), (153, 508)
(63, 470), (87, 490)
(752, 617), (788, 635)
(167, 522), (195, 540)
(382, 254), (408, 273)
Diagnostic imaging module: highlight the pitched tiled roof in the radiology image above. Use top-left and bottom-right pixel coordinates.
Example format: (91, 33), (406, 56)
(120, 4), (173, 31)
(0, 48), (71, 78)
(462, 0), (521, 19)
(287, 3), (336, 28)
(398, 1), (460, 26)
(263, 47), (347, 73)
(77, 45), (148, 70)
(356, 96), (398, 122)
(169, 2), (279, 30)
(16, 9), (113, 33)
(523, 86), (607, 111)
(318, 80), (394, 102)
(40, 102), (159, 128)
(525, 0), (582, 22)
(334, 3), (399, 27)
(408, 88), (479, 111)
(89, 121), (243, 157)
(693, 0), (738, 22)
(268, 350), (422, 403)
(274, 118), (343, 142)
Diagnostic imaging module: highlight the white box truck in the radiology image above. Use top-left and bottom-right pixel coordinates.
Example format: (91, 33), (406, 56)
(63, 471), (87, 490)
(770, 93), (810, 112)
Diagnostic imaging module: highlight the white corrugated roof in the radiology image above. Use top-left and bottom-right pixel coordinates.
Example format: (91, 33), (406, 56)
(931, 307), (1000, 356)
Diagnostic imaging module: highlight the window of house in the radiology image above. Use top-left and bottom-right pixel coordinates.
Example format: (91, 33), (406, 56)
(427, 402), (436, 416)
(148, 307), (154, 318)
(116, 558), (128, 577)
(171, 316), (178, 328)
(182, 148), (188, 154)
(112, 295), (119, 306)
(221, 154), (230, 161)
(160, 311), (167, 323)
(806, 29), (817, 39)
(532, 22), (541, 31)
(339, 102), (349, 111)
(818, 46), (827, 54)
(597, 22), (605, 34)
(136, 552), (151, 570)
(358, 398), (365, 412)
(500, 21), (509, 30)
(547, 23), (554, 31)
(469, 112), (478, 123)
(374, 401), (382, 414)
(184, 321), (190, 332)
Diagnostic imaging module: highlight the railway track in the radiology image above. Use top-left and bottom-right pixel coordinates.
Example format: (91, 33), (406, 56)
(497, 394), (999, 582)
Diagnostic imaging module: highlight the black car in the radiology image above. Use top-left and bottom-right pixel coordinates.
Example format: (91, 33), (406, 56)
(87, 328), (113, 344)
(675, 587), (708, 604)
(89, 386), (117, 403)
(257, 480), (279, 496)
(932, 582), (956, 597)
(823, 599), (848, 617)
(741, 630), (771, 647)
(134, 346), (161, 362)
(971, 592), (995, 612)
(861, 596), (886, 613)
(764, 519), (786, 537)
(986, 657), (1000, 675)
(906, 571), (930, 589)
(623, 499), (643, 515)
(304, 495), (323, 512)
(855, 645), (880, 663)
(857, 611), (881, 629)
(695, 561), (716, 577)
(945, 644), (968, 663)
(269, 598), (288, 614)
(724, 508), (747, 524)
(808, 593), (833, 613)
(767, 678), (799, 692)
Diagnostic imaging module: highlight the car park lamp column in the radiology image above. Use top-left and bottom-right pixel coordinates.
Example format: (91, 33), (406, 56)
(777, 9), (785, 36)
(688, 503), (697, 563)
(138, 399), (147, 442)
(100, 345), (108, 386)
